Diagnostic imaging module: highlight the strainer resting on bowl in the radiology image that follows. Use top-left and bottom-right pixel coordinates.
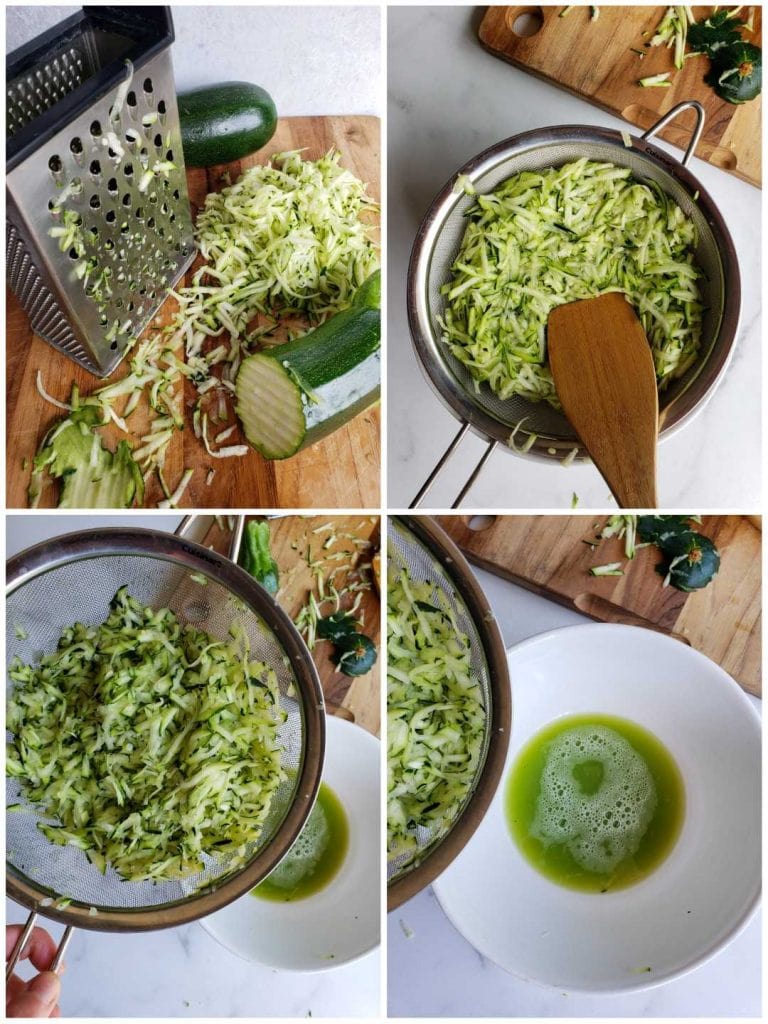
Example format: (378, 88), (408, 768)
(387, 516), (510, 910)
(407, 101), (741, 508)
(6, 518), (325, 976)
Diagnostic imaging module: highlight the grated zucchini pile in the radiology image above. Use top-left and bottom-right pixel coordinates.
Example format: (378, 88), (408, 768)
(7, 587), (286, 883)
(440, 159), (704, 407)
(387, 558), (486, 865)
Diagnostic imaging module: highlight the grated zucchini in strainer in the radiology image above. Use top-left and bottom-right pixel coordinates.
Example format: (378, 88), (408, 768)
(387, 517), (510, 910)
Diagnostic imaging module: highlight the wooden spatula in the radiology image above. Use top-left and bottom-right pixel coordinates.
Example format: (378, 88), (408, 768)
(548, 292), (659, 509)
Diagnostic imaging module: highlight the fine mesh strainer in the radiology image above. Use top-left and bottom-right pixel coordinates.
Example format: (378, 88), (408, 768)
(6, 6), (195, 377)
(407, 101), (741, 508)
(6, 518), (325, 975)
(387, 516), (510, 910)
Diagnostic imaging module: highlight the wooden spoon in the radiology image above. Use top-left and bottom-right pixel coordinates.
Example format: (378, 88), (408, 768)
(548, 293), (659, 509)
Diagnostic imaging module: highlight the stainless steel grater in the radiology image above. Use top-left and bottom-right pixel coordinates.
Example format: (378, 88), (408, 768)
(6, 7), (195, 378)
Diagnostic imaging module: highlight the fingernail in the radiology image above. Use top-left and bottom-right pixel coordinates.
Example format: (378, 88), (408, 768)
(28, 971), (61, 1007)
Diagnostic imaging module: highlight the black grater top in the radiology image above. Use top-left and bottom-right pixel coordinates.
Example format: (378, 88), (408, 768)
(7, 6), (174, 171)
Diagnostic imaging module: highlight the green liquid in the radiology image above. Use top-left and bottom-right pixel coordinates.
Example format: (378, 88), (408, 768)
(251, 783), (349, 902)
(505, 713), (684, 893)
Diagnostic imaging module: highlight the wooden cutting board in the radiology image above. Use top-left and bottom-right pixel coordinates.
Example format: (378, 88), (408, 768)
(6, 115), (380, 509)
(478, 6), (762, 187)
(200, 514), (381, 737)
(436, 515), (761, 696)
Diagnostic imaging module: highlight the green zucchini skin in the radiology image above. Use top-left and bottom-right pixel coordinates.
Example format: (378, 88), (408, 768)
(270, 306), (380, 391)
(235, 289), (381, 459)
(178, 82), (277, 168)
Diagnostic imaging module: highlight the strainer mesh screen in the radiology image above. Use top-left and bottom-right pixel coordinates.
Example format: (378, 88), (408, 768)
(6, 553), (304, 912)
(421, 137), (725, 445)
(387, 520), (493, 883)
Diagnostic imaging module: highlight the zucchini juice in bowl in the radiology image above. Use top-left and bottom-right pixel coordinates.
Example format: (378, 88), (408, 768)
(506, 713), (684, 893)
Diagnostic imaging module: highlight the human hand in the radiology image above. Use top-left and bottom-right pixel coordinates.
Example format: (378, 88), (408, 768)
(6, 925), (62, 1018)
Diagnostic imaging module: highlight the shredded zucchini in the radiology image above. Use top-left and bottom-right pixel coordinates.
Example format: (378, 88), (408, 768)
(440, 159), (703, 408)
(7, 588), (286, 882)
(387, 558), (486, 865)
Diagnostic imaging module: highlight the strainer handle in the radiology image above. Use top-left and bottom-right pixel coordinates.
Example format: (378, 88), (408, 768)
(5, 909), (74, 981)
(410, 422), (470, 507)
(641, 100), (705, 167)
(175, 514), (244, 561)
(410, 423), (497, 509)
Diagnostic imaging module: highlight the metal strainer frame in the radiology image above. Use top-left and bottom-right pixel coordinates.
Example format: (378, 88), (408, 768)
(407, 101), (741, 508)
(388, 516), (511, 911)
(6, 522), (325, 966)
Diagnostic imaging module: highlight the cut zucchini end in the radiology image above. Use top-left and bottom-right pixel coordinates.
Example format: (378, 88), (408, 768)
(235, 354), (307, 460)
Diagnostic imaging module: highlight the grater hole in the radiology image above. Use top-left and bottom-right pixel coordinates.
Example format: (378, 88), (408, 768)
(147, 217), (155, 229)
(105, 239), (114, 251)
(89, 195), (101, 209)
(70, 137), (83, 156)
(48, 154), (62, 174)
(143, 78), (154, 94)
(110, 341), (118, 351)
(127, 90), (137, 108)
(154, 133), (163, 149)
(157, 100), (167, 116)
(166, 149), (174, 162)
(105, 211), (116, 224)
(90, 120), (102, 138)
(68, 248), (79, 260)
(172, 189), (180, 200)
(107, 177), (118, 195)
(120, 223), (130, 234)
(89, 159), (101, 178)
(99, 315), (108, 326)
(135, 207), (144, 220)
(124, 163), (134, 178)
(122, 194), (132, 208)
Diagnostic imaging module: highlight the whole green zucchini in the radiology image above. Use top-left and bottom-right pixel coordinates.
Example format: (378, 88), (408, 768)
(178, 81), (277, 168)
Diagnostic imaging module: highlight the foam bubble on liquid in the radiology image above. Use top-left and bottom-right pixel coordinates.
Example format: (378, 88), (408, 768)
(531, 725), (657, 874)
(267, 803), (330, 888)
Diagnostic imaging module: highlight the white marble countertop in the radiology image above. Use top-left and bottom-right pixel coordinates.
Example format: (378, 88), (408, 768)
(6, 515), (380, 1019)
(387, 6), (761, 510)
(387, 559), (762, 1018)
(7, 6), (382, 117)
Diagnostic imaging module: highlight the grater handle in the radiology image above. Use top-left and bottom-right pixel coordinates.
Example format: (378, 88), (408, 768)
(6, 910), (74, 981)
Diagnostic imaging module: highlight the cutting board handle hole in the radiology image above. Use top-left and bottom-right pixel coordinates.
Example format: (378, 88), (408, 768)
(508, 8), (544, 37)
(467, 515), (497, 532)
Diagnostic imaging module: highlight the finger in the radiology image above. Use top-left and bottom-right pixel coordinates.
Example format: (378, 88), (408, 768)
(6, 926), (58, 972)
(52, 1005), (62, 1018)
(6, 972), (61, 1018)
(6, 975), (26, 1003)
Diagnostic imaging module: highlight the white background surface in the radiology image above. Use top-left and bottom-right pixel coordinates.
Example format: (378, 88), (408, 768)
(6, 514), (380, 1019)
(6, 5), (382, 116)
(387, 533), (762, 1017)
(387, 6), (762, 509)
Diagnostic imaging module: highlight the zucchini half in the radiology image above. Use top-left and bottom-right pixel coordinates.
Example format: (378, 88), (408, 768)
(235, 273), (381, 460)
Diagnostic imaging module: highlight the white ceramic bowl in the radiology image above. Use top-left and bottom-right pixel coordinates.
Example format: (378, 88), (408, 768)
(433, 623), (761, 992)
(200, 714), (380, 971)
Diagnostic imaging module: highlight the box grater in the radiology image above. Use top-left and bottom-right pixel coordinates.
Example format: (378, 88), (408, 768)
(6, 6), (196, 378)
